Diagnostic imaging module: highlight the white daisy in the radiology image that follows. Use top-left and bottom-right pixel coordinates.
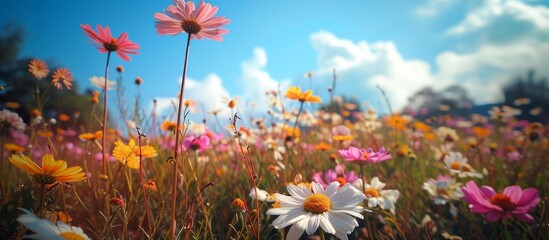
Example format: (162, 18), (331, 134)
(443, 152), (483, 178)
(89, 76), (116, 90)
(422, 175), (464, 205)
(267, 182), (365, 240)
(353, 177), (400, 211)
(16, 208), (90, 240)
(249, 187), (276, 203)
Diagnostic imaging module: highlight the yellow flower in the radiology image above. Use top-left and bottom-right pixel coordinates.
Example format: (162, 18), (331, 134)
(5, 143), (25, 153)
(78, 130), (103, 142)
(161, 120), (180, 132)
(9, 154), (86, 184)
(112, 139), (157, 169)
(285, 86), (322, 103)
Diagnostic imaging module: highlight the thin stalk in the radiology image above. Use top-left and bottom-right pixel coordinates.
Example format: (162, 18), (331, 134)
(170, 32), (192, 240)
(360, 164), (373, 239)
(292, 101), (305, 138)
(137, 128), (152, 235)
(101, 51), (112, 177)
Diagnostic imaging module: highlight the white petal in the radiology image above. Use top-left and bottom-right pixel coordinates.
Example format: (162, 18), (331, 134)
(305, 214), (320, 235)
(287, 223), (305, 240)
(318, 213), (336, 234)
(311, 182), (324, 194)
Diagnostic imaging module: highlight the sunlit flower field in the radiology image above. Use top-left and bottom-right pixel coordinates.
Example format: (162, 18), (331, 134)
(1, 1), (548, 239)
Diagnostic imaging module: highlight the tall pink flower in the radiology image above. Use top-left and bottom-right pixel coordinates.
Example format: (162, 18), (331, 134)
(183, 135), (211, 151)
(81, 24), (139, 61)
(338, 146), (392, 164)
(154, 0), (230, 41)
(462, 180), (540, 223)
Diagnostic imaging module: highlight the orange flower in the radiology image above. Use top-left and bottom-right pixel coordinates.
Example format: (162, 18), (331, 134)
(37, 130), (54, 138)
(6, 101), (20, 109)
(52, 211), (73, 224)
(5, 143), (25, 153)
(161, 120), (180, 131)
(58, 114), (70, 122)
(28, 59), (49, 79)
(413, 121), (431, 132)
(314, 142), (332, 152)
(51, 68), (73, 90)
(471, 126), (491, 138)
(144, 179), (158, 191)
(285, 86), (322, 103)
(32, 109), (42, 117)
(385, 114), (410, 131)
(78, 130), (103, 141)
(91, 91), (100, 104)
(9, 154), (86, 184)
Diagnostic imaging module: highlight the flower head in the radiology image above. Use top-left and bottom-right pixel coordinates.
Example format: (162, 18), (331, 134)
(312, 167), (359, 188)
(353, 177), (400, 211)
(443, 152), (483, 178)
(112, 139), (157, 169)
(338, 146), (392, 164)
(155, 0), (231, 41)
(81, 24), (139, 61)
(422, 175), (463, 205)
(0, 109), (26, 132)
(17, 208), (90, 240)
(28, 59), (49, 79)
(267, 182), (365, 240)
(462, 180), (540, 223)
(51, 68), (73, 90)
(9, 154), (86, 184)
(183, 134), (211, 151)
(285, 86), (322, 103)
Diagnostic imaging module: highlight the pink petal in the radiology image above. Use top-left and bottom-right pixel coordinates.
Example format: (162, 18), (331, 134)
(516, 188), (540, 206)
(503, 185), (522, 203)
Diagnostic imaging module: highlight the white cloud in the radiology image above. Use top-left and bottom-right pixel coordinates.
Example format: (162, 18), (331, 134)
(447, 0), (549, 36)
(239, 47), (291, 114)
(310, 31), (440, 112)
(152, 74), (230, 119)
(414, 0), (458, 18)
(308, 0), (549, 111)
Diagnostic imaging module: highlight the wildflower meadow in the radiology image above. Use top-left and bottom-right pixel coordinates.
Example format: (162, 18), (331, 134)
(1, 0), (548, 239)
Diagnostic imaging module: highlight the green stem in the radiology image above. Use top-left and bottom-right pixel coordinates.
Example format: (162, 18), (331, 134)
(170, 32), (192, 240)
(101, 51), (112, 177)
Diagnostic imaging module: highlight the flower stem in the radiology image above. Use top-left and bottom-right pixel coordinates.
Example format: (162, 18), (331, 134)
(137, 128), (152, 235)
(170, 32), (192, 240)
(102, 51), (112, 177)
(292, 101), (305, 138)
(360, 164), (373, 239)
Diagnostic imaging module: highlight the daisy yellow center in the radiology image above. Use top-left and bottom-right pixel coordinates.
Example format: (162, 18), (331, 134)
(59, 232), (85, 240)
(451, 162), (472, 172)
(104, 38), (118, 52)
(303, 193), (331, 214)
(365, 188), (380, 198)
(490, 193), (516, 211)
(181, 20), (202, 34)
(34, 173), (56, 185)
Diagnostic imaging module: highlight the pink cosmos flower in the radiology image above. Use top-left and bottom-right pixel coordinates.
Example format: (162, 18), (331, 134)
(154, 0), (230, 41)
(338, 146), (392, 164)
(462, 180), (540, 223)
(81, 24), (139, 61)
(312, 167), (359, 188)
(183, 135), (211, 151)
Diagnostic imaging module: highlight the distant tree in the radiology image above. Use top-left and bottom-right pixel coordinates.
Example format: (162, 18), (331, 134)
(403, 85), (474, 120)
(0, 24), (102, 128)
(502, 70), (549, 123)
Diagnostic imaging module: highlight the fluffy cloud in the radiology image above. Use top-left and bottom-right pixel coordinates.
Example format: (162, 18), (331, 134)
(152, 48), (290, 120)
(446, 0), (549, 37)
(310, 31), (440, 112)
(153, 74), (230, 119)
(414, 0), (458, 17)
(308, 0), (549, 111)
(239, 47), (290, 114)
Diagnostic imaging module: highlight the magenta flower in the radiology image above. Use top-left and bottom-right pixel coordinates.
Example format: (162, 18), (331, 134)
(81, 24), (140, 61)
(312, 168), (359, 188)
(462, 180), (540, 223)
(338, 146), (392, 164)
(154, 0), (231, 41)
(183, 135), (211, 151)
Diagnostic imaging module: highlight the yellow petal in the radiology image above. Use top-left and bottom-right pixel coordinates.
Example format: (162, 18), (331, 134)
(8, 154), (42, 175)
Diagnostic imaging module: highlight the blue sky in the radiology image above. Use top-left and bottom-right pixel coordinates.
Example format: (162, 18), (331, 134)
(2, 0), (549, 124)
